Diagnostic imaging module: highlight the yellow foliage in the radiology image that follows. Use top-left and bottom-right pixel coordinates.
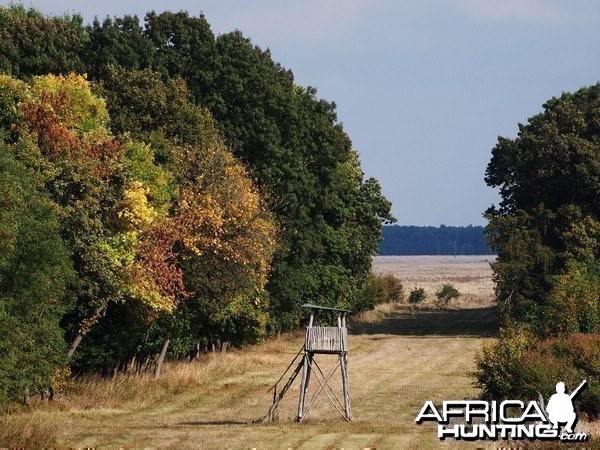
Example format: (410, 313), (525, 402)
(29, 73), (110, 136)
(175, 141), (278, 290)
(96, 232), (138, 270)
(0, 74), (30, 108)
(125, 273), (176, 313)
(2, 72), (276, 320)
(50, 366), (73, 393)
(118, 181), (158, 231)
(96, 230), (177, 313)
(1, 73), (179, 325)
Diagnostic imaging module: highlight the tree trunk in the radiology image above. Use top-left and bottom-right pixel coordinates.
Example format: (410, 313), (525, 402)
(67, 304), (107, 358)
(154, 338), (171, 379)
(127, 355), (136, 373)
(66, 333), (84, 359)
(140, 356), (151, 374)
(189, 342), (201, 361)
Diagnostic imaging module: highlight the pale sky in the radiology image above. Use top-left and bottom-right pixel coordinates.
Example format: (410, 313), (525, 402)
(6, 0), (600, 226)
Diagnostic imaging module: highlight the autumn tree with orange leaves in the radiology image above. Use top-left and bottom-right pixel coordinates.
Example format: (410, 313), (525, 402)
(0, 73), (276, 381)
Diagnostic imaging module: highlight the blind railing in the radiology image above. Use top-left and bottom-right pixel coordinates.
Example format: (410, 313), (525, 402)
(305, 326), (348, 353)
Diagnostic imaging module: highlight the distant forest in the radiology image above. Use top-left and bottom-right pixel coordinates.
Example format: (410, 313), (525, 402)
(379, 225), (493, 255)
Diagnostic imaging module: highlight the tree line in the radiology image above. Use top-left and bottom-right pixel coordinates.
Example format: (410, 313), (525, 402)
(476, 83), (600, 418)
(0, 5), (394, 406)
(379, 225), (492, 255)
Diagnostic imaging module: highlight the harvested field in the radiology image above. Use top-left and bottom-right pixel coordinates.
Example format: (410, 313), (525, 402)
(3, 255), (597, 448)
(372, 255), (496, 306)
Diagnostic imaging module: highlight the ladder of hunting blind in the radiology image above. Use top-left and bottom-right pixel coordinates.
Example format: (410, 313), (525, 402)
(263, 304), (351, 423)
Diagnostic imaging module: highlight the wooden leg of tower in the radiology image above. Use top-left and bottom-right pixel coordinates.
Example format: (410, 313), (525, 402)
(340, 352), (351, 421)
(297, 352), (311, 422)
(305, 353), (313, 399)
(263, 358), (304, 422)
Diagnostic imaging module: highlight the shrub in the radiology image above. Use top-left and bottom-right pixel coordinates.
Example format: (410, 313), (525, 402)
(474, 327), (600, 419)
(473, 325), (537, 400)
(381, 273), (405, 303)
(520, 333), (600, 419)
(434, 283), (460, 308)
(354, 274), (386, 312)
(408, 287), (426, 304)
(546, 259), (600, 336)
(354, 273), (405, 311)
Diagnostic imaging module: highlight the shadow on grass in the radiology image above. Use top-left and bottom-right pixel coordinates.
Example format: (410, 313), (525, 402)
(178, 420), (254, 426)
(350, 306), (499, 338)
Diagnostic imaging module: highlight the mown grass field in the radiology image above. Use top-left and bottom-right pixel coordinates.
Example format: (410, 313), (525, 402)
(3, 256), (596, 448)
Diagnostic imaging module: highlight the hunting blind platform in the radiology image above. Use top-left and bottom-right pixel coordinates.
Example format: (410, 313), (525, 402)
(263, 304), (351, 422)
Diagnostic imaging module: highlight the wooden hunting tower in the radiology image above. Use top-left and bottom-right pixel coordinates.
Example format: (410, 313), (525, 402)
(264, 303), (351, 422)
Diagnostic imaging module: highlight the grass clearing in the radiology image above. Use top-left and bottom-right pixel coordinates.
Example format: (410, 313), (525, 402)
(3, 255), (597, 448)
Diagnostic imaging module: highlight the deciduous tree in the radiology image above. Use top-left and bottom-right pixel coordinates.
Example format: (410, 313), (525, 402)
(485, 83), (600, 333)
(0, 5), (85, 76)
(0, 143), (74, 405)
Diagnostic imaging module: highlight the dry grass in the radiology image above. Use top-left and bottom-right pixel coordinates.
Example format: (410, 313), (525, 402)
(351, 301), (398, 324)
(0, 410), (59, 448)
(2, 256), (597, 448)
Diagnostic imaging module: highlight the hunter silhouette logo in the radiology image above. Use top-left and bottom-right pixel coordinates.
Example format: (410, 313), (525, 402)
(416, 379), (588, 441)
(547, 380), (586, 434)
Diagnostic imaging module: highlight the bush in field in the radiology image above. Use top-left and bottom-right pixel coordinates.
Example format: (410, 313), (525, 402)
(354, 274), (386, 311)
(408, 287), (426, 304)
(434, 283), (460, 308)
(381, 273), (405, 303)
(354, 273), (405, 311)
(525, 334), (600, 419)
(474, 328), (600, 418)
(473, 326), (536, 400)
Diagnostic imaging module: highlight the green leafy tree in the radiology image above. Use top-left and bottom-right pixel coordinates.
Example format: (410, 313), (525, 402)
(408, 287), (426, 304)
(485, 83), (600, 333)
(90, 17), (394, 326)
(88, 18), (395, 326)
(214, 35), (394, 323)
(0, 5), (86, 76)
(84, 15), (155, 78)
(0, 143), (74, 405)
(97, 65), (219, 149)
(434, 283), (460, 308)
(144, 10), (219, 104)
